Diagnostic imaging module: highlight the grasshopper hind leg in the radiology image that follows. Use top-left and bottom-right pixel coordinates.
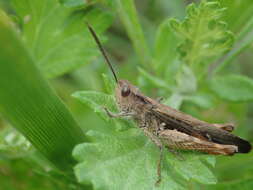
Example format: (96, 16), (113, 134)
(159, 129), (238, 155)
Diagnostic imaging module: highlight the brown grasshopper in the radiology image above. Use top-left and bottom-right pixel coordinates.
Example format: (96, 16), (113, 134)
(87, 23), (251, 184)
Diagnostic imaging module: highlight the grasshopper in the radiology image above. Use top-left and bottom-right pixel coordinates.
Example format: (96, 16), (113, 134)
(87, 23), (251, 185)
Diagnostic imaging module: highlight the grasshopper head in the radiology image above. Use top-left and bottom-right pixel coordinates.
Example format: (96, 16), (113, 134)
(86, 24), (145, 112)
(115, 80), (139, 111)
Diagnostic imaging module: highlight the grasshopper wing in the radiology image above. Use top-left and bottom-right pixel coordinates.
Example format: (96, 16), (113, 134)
(151, 104), (251, 153)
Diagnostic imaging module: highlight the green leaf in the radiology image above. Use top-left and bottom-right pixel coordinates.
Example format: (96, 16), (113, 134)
(170, 1), (234, 66)
(154, 19), (178, 75)
(72, 91), (117, 121)
(11, 0), (113, 78)
(0, 11), (86, 172)
(138, 67), (173, 91)
(169, 153), (216, 184)
(73, 129), (216, 190)
(210, 74), (253, 102)
(72, 90), (134, 132)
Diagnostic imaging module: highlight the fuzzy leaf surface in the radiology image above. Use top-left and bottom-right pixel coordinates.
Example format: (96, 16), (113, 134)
(12, 0), (113, 78)
(73, 127), (217, 190)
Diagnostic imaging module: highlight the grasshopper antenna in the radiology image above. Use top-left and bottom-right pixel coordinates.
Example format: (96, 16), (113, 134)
(86, 22), (118, 83)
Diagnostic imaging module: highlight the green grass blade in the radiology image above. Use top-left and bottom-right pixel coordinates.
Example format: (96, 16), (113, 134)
(0, 11), (86, 172)
(115, 0), (150, 66)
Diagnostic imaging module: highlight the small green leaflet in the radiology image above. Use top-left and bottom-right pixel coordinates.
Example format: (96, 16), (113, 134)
(169, 1), (234, 66)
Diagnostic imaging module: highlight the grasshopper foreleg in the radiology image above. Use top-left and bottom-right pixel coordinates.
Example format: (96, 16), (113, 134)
(103, 107), (134, 118)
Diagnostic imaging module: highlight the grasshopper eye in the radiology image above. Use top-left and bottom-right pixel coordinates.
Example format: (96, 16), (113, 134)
(121, 86), (130, 97)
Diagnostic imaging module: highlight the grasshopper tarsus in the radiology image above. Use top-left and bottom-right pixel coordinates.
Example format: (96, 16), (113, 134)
(103, 107), (116, 118)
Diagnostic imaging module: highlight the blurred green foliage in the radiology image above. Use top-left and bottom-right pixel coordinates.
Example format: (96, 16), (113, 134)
(1, 0), (253, 190)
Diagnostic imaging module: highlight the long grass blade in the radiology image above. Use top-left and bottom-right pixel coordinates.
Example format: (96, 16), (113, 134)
(0, 11), (86, 172)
